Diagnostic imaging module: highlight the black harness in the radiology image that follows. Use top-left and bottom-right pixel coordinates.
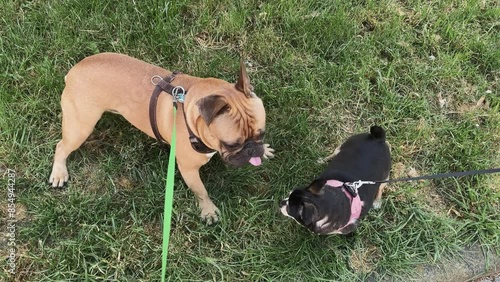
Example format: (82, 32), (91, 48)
(149, 72), (216, 154)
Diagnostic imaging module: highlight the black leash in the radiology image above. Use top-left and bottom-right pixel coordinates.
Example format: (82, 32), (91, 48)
(376, 168), (500, 184)
(343, 168), (500, 196)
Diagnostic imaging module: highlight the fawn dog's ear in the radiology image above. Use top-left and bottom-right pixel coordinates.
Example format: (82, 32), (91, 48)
(235, 60), (254, 98)
(197, 95), (230, 126)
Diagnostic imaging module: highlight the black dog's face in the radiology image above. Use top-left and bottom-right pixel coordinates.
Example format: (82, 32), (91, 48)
(279, 180), (345, 235)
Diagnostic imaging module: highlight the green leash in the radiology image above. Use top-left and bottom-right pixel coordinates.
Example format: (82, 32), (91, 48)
(161, 106), (177, 282)
(150, 72), (188, 281)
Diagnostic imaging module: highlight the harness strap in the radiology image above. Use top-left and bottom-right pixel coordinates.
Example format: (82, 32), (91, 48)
(149, 73), (177, 149)
(148, 72), (216, 154)
(325, 180), (362, 229)
(178, 102), (216, 154)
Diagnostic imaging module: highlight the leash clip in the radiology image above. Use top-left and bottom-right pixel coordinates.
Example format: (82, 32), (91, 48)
(172, 86), (186, 103)
(343, 180), (376, 197)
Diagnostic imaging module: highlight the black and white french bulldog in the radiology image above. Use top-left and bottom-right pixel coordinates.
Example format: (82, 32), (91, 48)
(279, 126), (391, 235)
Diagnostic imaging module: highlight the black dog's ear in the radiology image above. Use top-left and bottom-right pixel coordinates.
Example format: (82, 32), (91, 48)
(197, 95), (230, 126)
(301, 202), (320, 226)
(307, 179), (327, 196)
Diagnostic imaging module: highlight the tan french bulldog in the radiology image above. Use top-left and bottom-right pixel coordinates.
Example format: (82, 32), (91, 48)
(49, 53), (274, 224)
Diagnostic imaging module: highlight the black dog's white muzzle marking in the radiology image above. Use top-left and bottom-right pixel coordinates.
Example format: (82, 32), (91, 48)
(279, 198), (290, 217)
(280, 198), (305, 226)
(279, 190), (295, 217)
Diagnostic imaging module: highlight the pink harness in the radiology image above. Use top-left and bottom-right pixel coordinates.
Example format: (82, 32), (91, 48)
(325, 180), (362, 228)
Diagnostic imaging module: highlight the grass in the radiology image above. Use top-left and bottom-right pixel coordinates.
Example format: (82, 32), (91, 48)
(1, 0), (499, 281)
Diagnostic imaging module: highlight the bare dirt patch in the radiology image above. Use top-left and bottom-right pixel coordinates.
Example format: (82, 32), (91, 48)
(389, 162), (449, 215)
(415, 184), (448, 216)
(349, 245), (381, 273)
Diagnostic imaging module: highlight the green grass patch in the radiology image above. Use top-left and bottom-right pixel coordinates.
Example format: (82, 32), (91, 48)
(1, 0), (499, 281)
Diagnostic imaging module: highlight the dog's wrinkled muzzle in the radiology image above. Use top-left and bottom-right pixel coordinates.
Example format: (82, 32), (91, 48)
(246, 141), (264, 166)
(225, 141), (265, 167)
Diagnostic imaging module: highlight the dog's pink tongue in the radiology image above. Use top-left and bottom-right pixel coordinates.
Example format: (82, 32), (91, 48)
(249, 157), (262, 166)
